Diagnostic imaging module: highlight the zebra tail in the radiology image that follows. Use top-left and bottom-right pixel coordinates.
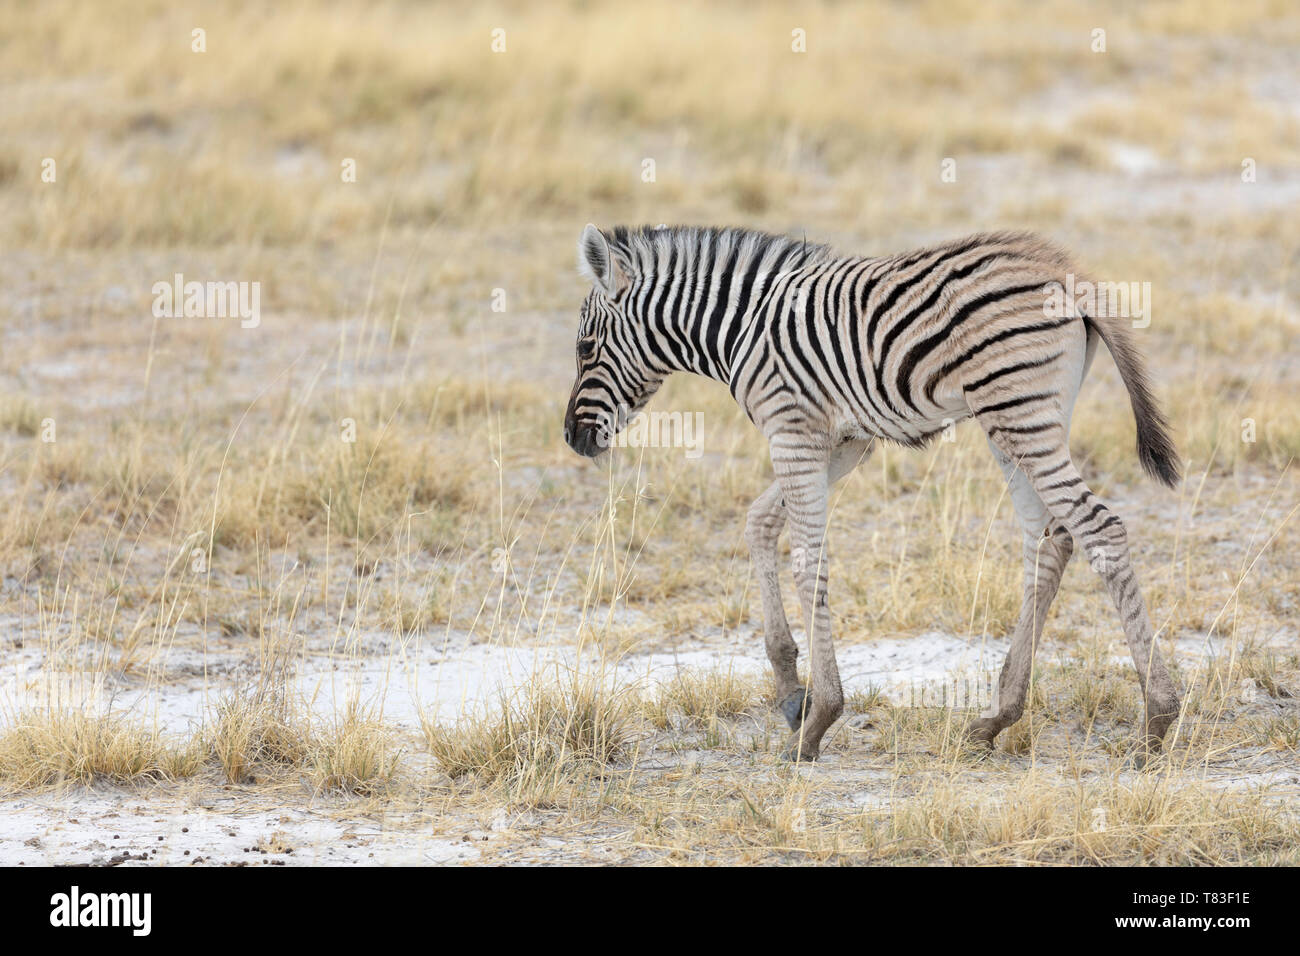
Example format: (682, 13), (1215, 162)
(1083, 313), (1181, 489)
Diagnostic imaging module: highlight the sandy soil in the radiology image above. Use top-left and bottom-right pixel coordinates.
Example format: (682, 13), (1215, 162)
(2, 625), (1293, 866)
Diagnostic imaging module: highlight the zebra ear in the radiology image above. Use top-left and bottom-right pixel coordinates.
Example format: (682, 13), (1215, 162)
(577, 224), (622, 296)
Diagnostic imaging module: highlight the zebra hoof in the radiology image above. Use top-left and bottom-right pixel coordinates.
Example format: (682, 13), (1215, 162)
(1125, 747), (1155, 771)
(778, 737), (820, 763)
(1127, 738), (1165, 772)
(964, 717), (999, 749)
(778, 688), (812, 730)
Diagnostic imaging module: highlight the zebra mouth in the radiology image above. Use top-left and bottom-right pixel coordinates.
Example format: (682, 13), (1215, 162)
(564, 420), (611, 458)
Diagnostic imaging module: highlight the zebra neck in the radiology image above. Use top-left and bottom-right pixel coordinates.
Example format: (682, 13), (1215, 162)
(629, 276), (754, 384)
(628, 247), (805, 384)
(610, 227), (831, 386)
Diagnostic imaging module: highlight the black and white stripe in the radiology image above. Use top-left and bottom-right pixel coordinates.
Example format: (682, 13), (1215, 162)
(564, 224), (1181, 764)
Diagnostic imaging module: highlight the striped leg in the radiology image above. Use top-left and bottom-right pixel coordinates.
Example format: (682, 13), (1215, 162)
(978, 425), (1180, 762)
(745, 440), (872, 731)
(964, 324), (1092, 746)
(767, 435), (844, 762)
(967, 442), (1074, 746)
(746, 481), (801, 703)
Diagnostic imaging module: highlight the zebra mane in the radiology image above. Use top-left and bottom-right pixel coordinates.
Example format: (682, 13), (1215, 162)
(602, 225), (833, 278)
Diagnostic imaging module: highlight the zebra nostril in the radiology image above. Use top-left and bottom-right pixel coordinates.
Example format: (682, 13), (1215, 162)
(564, 424), (573, 445)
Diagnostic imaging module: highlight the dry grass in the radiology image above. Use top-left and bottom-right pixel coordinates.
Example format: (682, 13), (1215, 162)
(0, 710), (203, 790)
(423, 669), (640, 798)
(210, 684), (315, 784)
(644, 668), (764, 729)
(865, 773), (1300, 866)
(309, 701), (400, 796)
(1250, 714), (1300, 752)
(0, 0), (1298, 863)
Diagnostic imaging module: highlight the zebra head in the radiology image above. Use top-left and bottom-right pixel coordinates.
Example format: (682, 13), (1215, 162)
(563, 224), (662, 457)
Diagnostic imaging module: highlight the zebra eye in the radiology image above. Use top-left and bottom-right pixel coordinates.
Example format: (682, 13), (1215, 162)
(577, 338), (596, 360)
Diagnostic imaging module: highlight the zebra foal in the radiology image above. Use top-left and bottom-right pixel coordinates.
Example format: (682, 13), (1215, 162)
(562, 224), (1181, 764)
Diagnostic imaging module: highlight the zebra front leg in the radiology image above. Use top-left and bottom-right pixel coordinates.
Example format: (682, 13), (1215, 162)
(746, 439), (873, 733)
(771, 441), (842, 762)
(745, 481), (807, 726)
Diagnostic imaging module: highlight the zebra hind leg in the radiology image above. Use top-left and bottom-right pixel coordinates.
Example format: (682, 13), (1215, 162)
(979, 422), (1180, 765)
(966, 441), (1074, 749)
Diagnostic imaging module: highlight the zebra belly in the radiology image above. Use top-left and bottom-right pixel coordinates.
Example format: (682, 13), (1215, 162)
(832, 394), (972, 447)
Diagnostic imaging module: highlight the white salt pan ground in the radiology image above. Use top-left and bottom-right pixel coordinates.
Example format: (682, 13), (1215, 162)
(0, 629), (1017, 732)
(0, 625), (1256, 735)
(0, 626), (1278, 866)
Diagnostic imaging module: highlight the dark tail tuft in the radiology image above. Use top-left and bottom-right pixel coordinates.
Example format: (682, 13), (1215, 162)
(1084, 315), (1181, 489)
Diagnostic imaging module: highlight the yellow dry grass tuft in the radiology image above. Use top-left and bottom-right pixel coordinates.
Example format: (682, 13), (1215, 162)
(210, 685), (315, 785)
(644, 668), (764, 729)
(423, 669), (640, 797)
(0, 710), (203, 790)
(309, 701), (401, 797)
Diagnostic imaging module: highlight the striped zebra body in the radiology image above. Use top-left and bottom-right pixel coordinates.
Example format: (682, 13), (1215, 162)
(565, 224), (1181, 764)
